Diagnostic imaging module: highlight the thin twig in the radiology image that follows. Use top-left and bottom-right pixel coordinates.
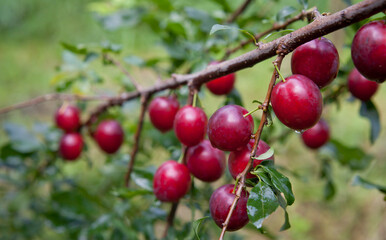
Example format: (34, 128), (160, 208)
(219, 54), (284, 239)
(226, 0), (254, 23)
(221, 7), (316, 60)
(104, 53), (141, 91)
(0, 93), (116, 115)
(162, 201), (179, 238)
(124, 93), (150, 188)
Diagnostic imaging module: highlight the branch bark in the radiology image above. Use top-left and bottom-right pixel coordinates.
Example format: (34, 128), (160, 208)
(0, 93), (116, 115)
(124, 93), (150, 188)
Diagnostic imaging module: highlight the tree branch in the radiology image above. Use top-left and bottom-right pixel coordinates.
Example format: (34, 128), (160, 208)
(124, 93), (150, 188)
(226, 0), (254, 23)
(0, 93), (116, 115)
(81, 0), (384, 124)
(218, 54), (284, 239)
(221, 7), (315, 60)
(0, 0), (384, 128)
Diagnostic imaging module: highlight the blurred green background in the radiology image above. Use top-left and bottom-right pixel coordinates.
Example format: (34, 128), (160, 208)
(0, 0), (385, 239)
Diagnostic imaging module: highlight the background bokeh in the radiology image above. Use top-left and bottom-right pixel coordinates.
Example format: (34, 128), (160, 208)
(0, 0), (385, 239)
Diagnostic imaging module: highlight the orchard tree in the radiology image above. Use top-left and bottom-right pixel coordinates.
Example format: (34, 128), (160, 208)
(0, 0), (385, 239)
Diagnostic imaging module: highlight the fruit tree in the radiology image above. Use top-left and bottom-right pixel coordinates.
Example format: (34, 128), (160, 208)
(0, 0), (385, 239)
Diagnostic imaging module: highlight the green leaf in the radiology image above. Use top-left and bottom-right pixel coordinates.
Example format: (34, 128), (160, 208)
(359, 100), (380, 144)
(274, 191), (291, 231)
(61, 42), (88, 55)
(262, 29), (295, 42)
(210, 24), (237, 35)
(352, 175), (386, 194)
(3, 123), (41, 153)
(247, 181), (279, 229)
(320, 159), (336, 200)
(224, 88), (244, 106)
(192, 216), (209, 239)
(327, 139), (373, 170)
(112, 188), (153, 199)
(324, 179), (336, 201)
(276, 6), (296, 22)
(261, 166), (295, 205)
(297, 0), (309, 9)
(101, 41), (122, 53)
(209, 24), (258, 45)
(254, 148), (274, 160)
(124, 55), (145, 67)
(342, 0), (352, 6)
(132, 168), (155, 191)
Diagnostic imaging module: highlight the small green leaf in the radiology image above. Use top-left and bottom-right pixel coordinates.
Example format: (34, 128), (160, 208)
(254, 148), (274, 160)
(209, 24), (258, 45)
(320, 159), (336, 201)
(297, 0), (309, 9)
(247, 181), (279, 229)
(276, 6), (296, 22)
(192, 216), (209, 239)
(61, 42), (88, 55)
(327, 139), (373, 170)
(352, 175), (386, 194)
(360, 100), (380, 144)
(224, 88), (244, 106)
(342, 0), (352, 6)
(112, 188), (153, 199)
(324, 179), (336, 201)
(132, 168), (155, 191)
(260, 166), (295, 205)
(274, 191), (291, 231)
(101, 41), (122, 53)
(262, 29), (295, 42)
(124, 55), (145, 67)
(210, 24), (235, 35)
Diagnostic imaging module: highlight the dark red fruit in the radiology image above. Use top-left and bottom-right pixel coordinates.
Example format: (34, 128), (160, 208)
(206, 61), (236, 95)
(186, 140), (226, 182)
(348, 68), (379, 101)
(148, 96), (179, 132)
(228, 139), (274, 180)
(174, 106), (207, 146)
(291, 37), (339, 88)
(209, 184), (249, 231)
(153, 160), (191, 202)
(55, 105), (80, 132)
(59, 133), (83, 161)
(301, 119), (330, 149)
(208, 105), (254, 151)
(351, 20), (386, 83)
(271, 74), (323, 131)
(94, 120), (124, 154)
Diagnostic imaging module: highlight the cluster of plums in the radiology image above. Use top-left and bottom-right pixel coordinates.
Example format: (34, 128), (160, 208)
(54, 20), (384, 232)
(151, 20), (385, 232)
(56, 105), (124, 160)
(150, 73), (273, 231)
